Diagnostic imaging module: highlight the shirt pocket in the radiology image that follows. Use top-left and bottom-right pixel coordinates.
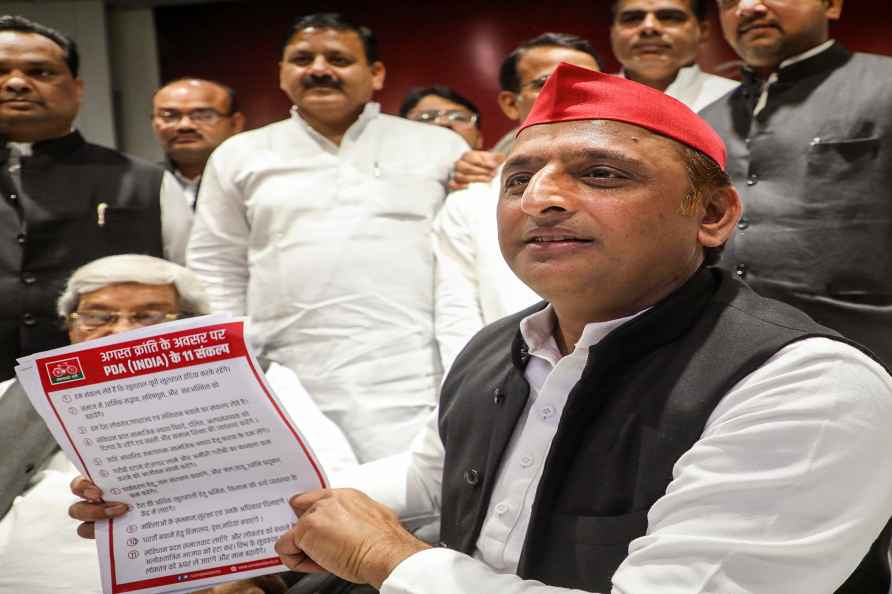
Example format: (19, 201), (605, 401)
(550, 509), (650, 546)
(803, 135), (887, 212)
(91, 205), (162, 255)
(537, 510), (650, 590)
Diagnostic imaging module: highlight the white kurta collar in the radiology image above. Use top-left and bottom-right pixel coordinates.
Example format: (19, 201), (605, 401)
(289, 102), (381, 151)
(519, 303), (646, 365)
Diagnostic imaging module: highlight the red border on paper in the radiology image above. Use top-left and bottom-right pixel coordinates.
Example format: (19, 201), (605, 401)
(34, 321), (327, 593)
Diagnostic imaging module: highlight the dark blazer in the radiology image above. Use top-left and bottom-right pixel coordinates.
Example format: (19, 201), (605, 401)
(0, 131), (164, 380)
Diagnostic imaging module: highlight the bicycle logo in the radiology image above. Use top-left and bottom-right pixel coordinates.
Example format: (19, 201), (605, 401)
(46, 357), (85, 385)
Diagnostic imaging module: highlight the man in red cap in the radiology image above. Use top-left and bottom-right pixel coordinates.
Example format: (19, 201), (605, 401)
(74, 64), (892, 594)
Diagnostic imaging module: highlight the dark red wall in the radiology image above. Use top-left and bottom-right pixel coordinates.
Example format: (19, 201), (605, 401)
(155, 1), (892, 149)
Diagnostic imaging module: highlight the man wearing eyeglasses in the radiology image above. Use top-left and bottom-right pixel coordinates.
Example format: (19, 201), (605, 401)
(0, 253), (357, 594)
(153, 78), (245, 264)
(0, 16), (166, 383)
(699, 0), (892, 371)
(399, 86), (483, 149)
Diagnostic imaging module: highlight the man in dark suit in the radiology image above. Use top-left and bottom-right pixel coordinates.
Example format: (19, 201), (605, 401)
(0, 15), (165, 380)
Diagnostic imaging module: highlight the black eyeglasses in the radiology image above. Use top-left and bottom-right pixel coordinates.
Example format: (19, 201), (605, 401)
(409, 109), (478, 126)
(69, 310), (180, 329)
(520, 76), (551, 93)
(152, 108), (231, 125)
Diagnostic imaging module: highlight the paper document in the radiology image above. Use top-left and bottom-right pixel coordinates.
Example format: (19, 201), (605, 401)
(16, 315), (326, 594)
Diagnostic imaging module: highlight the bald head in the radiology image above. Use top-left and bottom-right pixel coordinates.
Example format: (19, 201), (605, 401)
(152, 78), (244, 179)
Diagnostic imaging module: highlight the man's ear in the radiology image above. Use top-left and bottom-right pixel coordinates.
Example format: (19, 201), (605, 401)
(231, 112), (246, 134)
(698, 186), (742, 250)
(696, 17), (711, 46)
(497, 90), (521, 121)
(370, 61), (386, 92)
(825, 0), (843, 20)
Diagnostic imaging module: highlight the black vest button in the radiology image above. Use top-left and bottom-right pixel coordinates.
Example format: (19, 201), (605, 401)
(736, 264), (747, 278)
(25, 463), (35, 473)
(16, 232), (26, 245)
(437, 541), (448, 548)
(9, 193), (17, 201)
(492, 388), (504, 405)
(746, 174), (759, 186)
(23, 312), (36, 326)
(737, 218), (749, 230)
(464, 468), (480, 486)
(21, 274), (36, 285)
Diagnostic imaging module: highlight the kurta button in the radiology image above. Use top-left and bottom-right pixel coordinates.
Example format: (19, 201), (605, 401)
(464, 468), (480, 486)
(492, 388), (504, 405)
(494, 502), (509, 515)
(735, 264), (747, 278)
(16, 232), (26, 245)
(25, 463), (35, 473)
(21, 274), (36, 285)
(737, 218), (749, 230)
(22, 312), (36, 326)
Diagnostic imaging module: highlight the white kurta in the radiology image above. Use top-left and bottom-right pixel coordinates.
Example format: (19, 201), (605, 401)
(159, 170), (196, 267)
(0, 364), (357, 593)
(334, 315), (892, 594)
(433, 171), (540, 371)
(188, 104), (467, 462)
(650, 64), (739, 113)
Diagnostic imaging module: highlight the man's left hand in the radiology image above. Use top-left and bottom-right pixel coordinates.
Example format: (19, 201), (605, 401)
(274, 489), (430, 589)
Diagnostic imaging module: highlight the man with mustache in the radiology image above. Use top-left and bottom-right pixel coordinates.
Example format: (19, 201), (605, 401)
(610, 0), (737, 110)
(152, 78), (245, 264)
(0, 15), (166, 382)
(75, 64), (892, 594)
(449, 2), (736, 190)
(267, 64), (891, 594)
(700, 0), (892, 370)
(187, 13), (467, 463)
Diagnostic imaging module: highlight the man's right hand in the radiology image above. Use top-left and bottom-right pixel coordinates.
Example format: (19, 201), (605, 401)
(68, 475), (129, 539)
(449, 150), (504, 191)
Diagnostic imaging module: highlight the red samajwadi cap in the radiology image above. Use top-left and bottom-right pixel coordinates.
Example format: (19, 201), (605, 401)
(517, 62), (727, 169)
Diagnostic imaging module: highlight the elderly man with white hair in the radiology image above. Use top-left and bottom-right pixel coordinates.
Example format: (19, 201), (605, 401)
(0, 254), (357, 594)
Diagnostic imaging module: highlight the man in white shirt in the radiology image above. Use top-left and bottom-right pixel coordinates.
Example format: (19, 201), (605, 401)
(261, 65), (892, 594)
(153, 78), (245, 265)
(2, 254), (356, 594)
(186, 13), (467, 463)
(610, 0), (738, 111)
(433, 34), (601, 370)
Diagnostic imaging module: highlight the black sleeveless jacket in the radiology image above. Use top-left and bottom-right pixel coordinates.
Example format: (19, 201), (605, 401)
(438, 266), (890, 593)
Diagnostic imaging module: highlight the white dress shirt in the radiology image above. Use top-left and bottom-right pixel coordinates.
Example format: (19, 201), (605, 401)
(752, 40), (836, 115)
(619, 64), (739, 113)
(334, 307), (892, 594)
(188, 104), (467, 463)
(433, 170), (540, 371)
(159, 171), (195, 266)
(0, 364), (357, 594)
